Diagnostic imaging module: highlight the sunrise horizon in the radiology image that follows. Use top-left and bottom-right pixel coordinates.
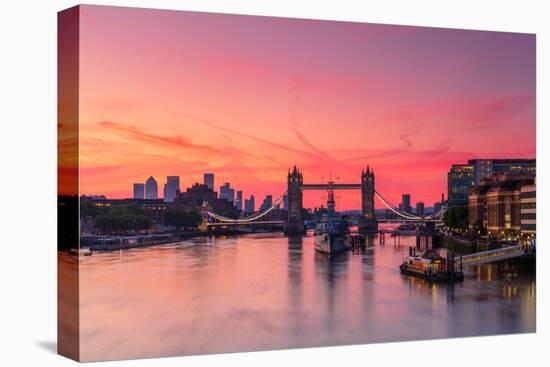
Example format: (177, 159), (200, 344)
(66, 5), (535, 210)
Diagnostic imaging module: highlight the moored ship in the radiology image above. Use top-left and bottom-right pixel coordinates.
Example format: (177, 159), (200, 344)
(313, 182), (350, 255)
(399, 248), (463, 281)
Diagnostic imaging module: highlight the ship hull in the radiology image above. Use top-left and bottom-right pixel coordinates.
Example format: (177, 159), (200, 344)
(399, 265), (464, 282)
(314, 233), (348, 255)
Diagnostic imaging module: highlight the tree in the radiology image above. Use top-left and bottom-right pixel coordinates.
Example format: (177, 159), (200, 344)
(185, 210), (202, 229)
(164, 208), (187, 230)
(164, 208), (202, 230)
(443, 206), (468, 231)
(94, 205), (151, 234)
(80, 200), (110, 218)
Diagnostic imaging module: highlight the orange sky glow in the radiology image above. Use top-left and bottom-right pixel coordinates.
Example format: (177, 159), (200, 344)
(71, 5), (535, 210)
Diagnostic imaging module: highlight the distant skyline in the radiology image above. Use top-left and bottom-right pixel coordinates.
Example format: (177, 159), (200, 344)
(73, 5), (536, 210)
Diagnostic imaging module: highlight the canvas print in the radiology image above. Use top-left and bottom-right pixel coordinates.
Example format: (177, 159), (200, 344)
(58, 5), (536, 362)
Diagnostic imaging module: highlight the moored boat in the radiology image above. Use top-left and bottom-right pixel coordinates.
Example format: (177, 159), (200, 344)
(313, 219), (350, 254)
(399, 248), (463, 281)
(313, 181), (350, 255)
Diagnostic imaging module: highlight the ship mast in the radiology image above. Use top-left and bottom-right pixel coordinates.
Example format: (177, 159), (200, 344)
(327, 175), (335, 215)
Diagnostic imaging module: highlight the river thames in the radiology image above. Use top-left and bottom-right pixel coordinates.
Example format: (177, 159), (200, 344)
(68, 228), (535, 361)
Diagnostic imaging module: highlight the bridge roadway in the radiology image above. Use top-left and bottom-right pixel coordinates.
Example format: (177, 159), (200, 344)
(206, 221), (284, 227)
(378, 219), (442, 223)
(300, 183), (361, 190)
(208, 218), (441, 227)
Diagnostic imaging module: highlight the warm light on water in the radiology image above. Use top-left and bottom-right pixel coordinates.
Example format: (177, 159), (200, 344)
(62, 229), (535, 361)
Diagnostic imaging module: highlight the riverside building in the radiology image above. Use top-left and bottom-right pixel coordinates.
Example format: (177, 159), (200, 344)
(468, 173), (535, 240)
(520, 182), (536, 238)
(449, 158), (535, 207)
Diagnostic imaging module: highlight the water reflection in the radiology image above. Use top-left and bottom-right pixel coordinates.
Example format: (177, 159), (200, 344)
(75, 231), (535, 361)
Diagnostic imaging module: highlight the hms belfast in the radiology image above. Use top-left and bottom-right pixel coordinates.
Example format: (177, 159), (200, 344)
(313, 180), (350, 255)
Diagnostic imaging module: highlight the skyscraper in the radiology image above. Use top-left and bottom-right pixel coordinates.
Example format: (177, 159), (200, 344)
(244, 195), (255, 214)
(469, 159), (536, 185)
(145, 176), (158, 199)
(416, 202), (425, 217)
(401, 194), (412, 214)
(283, 194), (289, 211)
(163, 176), (180, 202)
(219, 182), (235, 203)
(448, 159), (535, 207)
(447, 164), (476, 207)
(235, 190), (243, 211)
(133, 183), (145, 199)
(204, 173), (214, 191)
(260, 195), (273, 212)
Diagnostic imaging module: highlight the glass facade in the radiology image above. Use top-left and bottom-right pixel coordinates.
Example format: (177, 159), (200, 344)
(449, 159), (536, 207)
(447, 164), (475, 207)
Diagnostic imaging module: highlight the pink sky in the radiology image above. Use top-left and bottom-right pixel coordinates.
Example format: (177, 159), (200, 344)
(76, 5), (535, 210)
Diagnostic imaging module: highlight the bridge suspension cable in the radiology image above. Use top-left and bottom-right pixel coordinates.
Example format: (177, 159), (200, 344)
(374, 191), (422, 220)
(426, 205), (447, 220)
(208, 188), (442, 224)
(207, 192), (287, 223)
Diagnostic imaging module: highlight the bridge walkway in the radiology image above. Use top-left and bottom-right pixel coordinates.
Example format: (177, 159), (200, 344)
(459, 245), (526, 266)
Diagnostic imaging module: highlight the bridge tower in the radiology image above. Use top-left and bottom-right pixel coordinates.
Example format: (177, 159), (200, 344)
(285, 165), (305, 234)
(359, 166), (378, 234)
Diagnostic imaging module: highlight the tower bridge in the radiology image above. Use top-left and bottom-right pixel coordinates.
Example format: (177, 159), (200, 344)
(206, 165), (445, 231)
(285, 165), (377, 234)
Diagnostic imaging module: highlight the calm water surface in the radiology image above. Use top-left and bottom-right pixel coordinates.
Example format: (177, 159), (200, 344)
(70, 229), (535, 361)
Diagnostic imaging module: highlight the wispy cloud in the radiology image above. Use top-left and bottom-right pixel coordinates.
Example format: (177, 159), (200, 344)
(174, 112), (318, 159)
(465, 94), (534, 129)
(98, 120), (223, 155)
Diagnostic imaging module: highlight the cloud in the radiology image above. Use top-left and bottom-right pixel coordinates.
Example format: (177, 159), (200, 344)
(175, 111), (360, 176)
(399, 132), (415, 149)
(98, 120), (223, 155)
(466, 94), (535, 129)
(174, 112), (318, 159)
(409, 94), (533, 130)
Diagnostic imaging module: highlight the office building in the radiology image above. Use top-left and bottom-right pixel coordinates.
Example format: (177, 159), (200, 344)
(449, 159), (535, 207)
(203, 173), (214, 191)
(81, 197), (168, 226)
(468, 173), (535, 239)
(133, 183), (145, 199)
(520, 183), (536, 237)
(244, 195), (255, 214)
(163, 176), (180, 202)
(448, 164), (475, 207)
(235, 190), (243, 211)
(260, 195), (273, 212)
(469, 159), (536, 184)
(416, 202), (425, 217)
(401, 194), (412, 214)
(174, 183), (239, 219)
(219, 182), (235, 204)
(145, 176), (158, 199)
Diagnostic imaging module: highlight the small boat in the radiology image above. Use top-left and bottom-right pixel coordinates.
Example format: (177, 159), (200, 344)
(399, 248), (463, 281)
(313, 182), (350, 255)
